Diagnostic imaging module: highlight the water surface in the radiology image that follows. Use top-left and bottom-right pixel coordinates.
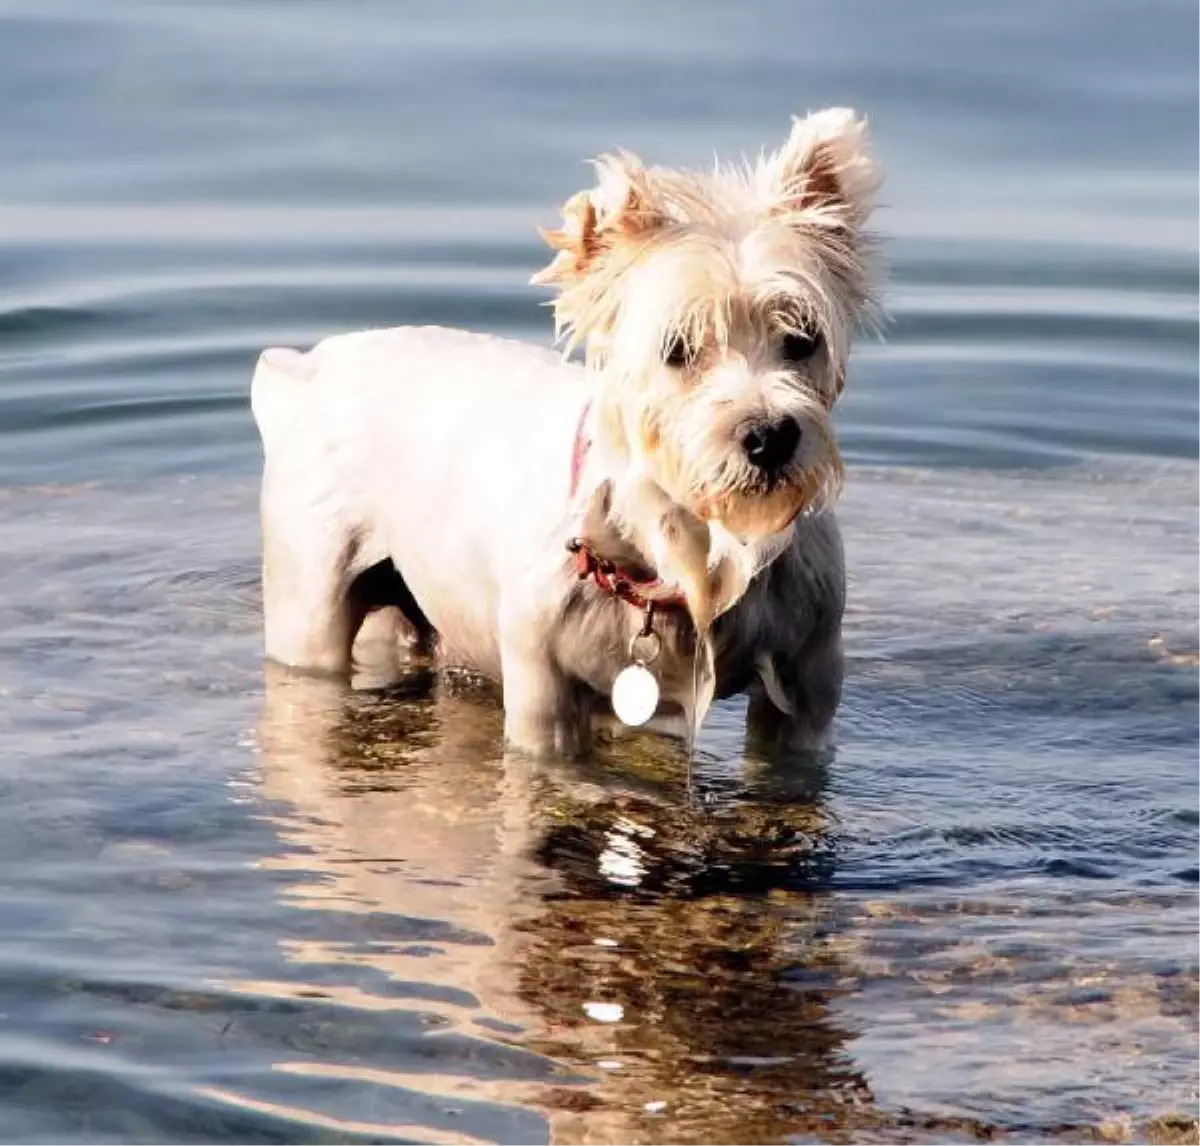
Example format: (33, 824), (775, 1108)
(0, 1), (1196, 1142)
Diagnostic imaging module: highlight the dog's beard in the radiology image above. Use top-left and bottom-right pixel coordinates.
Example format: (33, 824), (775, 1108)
(696, 455), (844, 538)
(688, 426), (844, 538)
(634, 390), (844, 541)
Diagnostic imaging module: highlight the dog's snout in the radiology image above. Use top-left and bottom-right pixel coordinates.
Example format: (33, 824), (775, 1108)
(742, 415), (800, 473)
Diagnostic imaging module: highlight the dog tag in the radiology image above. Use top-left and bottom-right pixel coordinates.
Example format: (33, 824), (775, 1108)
(612, 663), (659, 727)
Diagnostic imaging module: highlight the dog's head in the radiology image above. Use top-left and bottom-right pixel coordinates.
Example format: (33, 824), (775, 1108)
(533, 108), (882, 539)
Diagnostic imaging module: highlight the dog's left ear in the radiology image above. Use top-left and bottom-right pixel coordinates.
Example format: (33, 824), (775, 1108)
(531, 152), (666, 287)
(768, 107), (881, 230)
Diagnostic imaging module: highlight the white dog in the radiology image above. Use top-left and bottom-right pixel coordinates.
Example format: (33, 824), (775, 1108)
(251, 108), (881, 757)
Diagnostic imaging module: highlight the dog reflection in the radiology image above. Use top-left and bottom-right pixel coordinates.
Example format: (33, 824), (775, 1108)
(257, 666), (872, 1143)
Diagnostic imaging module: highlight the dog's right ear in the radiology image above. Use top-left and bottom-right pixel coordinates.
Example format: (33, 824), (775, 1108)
(531, 152), (665, 287)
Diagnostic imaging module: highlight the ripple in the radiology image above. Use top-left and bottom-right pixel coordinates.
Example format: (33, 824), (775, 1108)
(0, 464), (1194, 1144)
(0, 0), (1195, 1140)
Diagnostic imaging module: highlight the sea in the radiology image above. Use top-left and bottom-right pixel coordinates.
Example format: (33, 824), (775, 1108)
(0, 2), (1196, 1142)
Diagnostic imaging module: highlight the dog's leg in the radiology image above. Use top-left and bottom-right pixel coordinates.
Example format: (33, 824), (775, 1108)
(346, 558), (436, 679)
(254, 347), (390, 677)
(259, 452), (382, 675)
(745, 631), (844, 757)
(498, 630), (589, 758)
(260, 506), (365, 676)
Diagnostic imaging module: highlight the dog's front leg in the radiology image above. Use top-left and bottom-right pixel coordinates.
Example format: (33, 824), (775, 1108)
(745, 631), (844, 758)
(499, 630), (589, 758)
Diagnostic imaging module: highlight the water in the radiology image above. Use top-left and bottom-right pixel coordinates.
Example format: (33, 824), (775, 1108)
(0, 1), (1196, 1142)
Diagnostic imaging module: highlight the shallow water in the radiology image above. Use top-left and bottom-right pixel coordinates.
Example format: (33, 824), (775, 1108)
(0, 1), (1196, 1143)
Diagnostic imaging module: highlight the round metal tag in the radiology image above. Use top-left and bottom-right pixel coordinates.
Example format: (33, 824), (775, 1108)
(612, 663), (660, 727)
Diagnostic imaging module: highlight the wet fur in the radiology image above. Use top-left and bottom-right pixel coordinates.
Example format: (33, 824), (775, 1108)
(251, 109), (880, 757)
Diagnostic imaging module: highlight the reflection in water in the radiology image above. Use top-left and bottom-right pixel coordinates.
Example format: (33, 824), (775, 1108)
(0, 0), (1194, 1134)
(0, 470), (1191, 1143)
(254, 665), (887, 1144)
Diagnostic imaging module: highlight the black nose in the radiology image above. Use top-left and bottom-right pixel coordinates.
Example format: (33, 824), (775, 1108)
(742, 415), (801, 473)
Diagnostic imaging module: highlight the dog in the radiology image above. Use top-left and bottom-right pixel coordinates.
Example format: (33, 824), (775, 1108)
(251, 107), (882, 758)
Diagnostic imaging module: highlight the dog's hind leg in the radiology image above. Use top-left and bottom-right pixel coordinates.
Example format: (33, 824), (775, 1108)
(346, 559), (437, 683)
(259, 493), (370, 676)
(253, 347), (382, 676)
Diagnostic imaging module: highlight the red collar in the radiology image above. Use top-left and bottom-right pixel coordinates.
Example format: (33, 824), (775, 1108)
(566, 402), (688, 614)
(567, 538), (688, 613)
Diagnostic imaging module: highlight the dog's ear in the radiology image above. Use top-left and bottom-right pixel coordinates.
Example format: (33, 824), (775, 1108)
(531, 152), (665, 287)
(767, 108), (881, 229)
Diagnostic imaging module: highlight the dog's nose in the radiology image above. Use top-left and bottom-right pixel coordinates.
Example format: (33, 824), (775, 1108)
(742, 415), (801, 473)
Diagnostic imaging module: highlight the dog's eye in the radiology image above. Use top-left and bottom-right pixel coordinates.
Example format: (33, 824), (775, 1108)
(664, 334), (694, 369)
(780, 328), (823, 364)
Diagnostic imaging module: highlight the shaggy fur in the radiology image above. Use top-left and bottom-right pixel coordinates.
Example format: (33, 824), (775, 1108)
(251, 108), (882, 757)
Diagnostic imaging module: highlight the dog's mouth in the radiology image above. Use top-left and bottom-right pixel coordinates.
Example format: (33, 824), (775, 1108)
(695, 455), (844, 539)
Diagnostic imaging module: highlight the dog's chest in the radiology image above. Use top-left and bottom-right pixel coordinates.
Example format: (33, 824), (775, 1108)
(556, 582), (771, 711)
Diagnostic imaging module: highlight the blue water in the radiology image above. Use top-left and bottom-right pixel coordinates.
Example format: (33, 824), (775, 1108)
(0, 1), (1196, 1142)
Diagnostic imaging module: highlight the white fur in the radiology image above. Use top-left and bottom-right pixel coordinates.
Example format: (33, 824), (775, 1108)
(252, 109), (881, 757)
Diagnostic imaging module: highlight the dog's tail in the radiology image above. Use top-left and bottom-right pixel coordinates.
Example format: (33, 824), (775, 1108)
(250, 346), (316, 457)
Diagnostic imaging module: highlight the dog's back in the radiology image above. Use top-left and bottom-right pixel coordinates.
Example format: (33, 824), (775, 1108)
(251, 326), (594, 676)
